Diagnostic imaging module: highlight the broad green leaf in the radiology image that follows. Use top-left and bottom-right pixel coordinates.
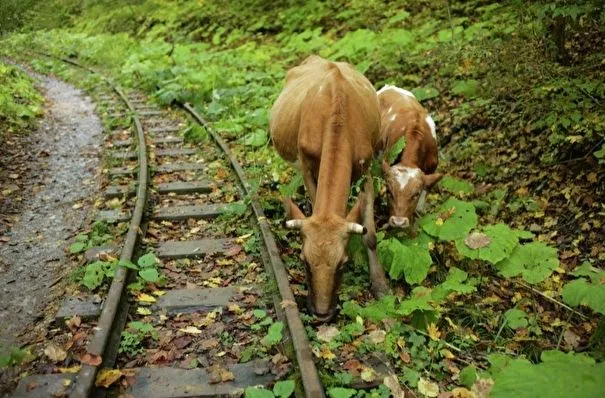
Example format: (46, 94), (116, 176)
(75, 234), (88, 243)
(570, 261), (605, 282)
(138, 253), (158, 268)
(561, 278), (605, 315)
(240, 129), (268, 147)
(139, 268), (159, 283)
(489, 351), (605, 398)
(69, 242), (87, 254)
(420, 198), (478, 241)
(262, 321), (283, 347)
(451, 79), (480, 98)
(273, 380), (295, 398)
(327, 387), (356, 398)
(253, 309), (267, 319)
(82, 261), (105, 290)
(504, 308), (528, 329)
(439, 175), (474, 195)
(455, 224), (520, 264)
(496, 242), (559, 283)
(385, 137), (406, 165)
(459, 365), (477, 388)
(411, 86), (439, 101)
(397, 287), (435, 315)
(245, 387), (274, 398)
(118, 260), (138, 270)
(384, 240), (432, 284)
(432, 267), (477, 301)
(278, 172), (303, 198)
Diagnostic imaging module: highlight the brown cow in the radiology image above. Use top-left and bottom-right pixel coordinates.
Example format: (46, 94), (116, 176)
(377, 85), (443, 229)
(270, 55), (390, 320)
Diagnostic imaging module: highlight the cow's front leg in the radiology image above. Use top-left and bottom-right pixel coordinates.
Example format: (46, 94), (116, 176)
(360, 176), (391, 298)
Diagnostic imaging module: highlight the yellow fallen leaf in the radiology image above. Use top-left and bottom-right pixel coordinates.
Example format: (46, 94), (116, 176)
(58, 366), (81, 374)
(136, 307), (152, 316)
(152, 290), (166, 297)
(228, 304), (243, 314)
(235, 233), (253, 244)
(436, 218), (444, 226)
(441, 349), (455, 359)
(418, 377), (439, 397)
(179, 326), (202, 334)
(136, 293), (156, 303)
(427, 323), (441, 341)
(95, 369), (122, 388)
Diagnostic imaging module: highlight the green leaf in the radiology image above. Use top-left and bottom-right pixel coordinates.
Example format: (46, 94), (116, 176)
(496, 242), (559, 283)
(262, 321), (283, 347)
(118, 260), (138, 270)
(438, 175), (474, 195)
(489, 351), (605, 398)
(504, 308), (528, 329)
(139, 268), (159, 283)
(138, 252), (158, 268)
(562, 278), (605, 315)
(82, 261), (105, 290)
(327, 387), (357, 398)
(240, 129), (268, 147)
(273, 380), (295, 398)
(278, 173), (303, 198)
(385, 137), (406, 165)
(245, 387), (274, 398)
(455, 224), (521, 264)
(75, 234), (88, 243)
(223, 202), (247, 216)
(379, 238), (432, 284)
(420, 198), (478, 241)
(69, 242), (87, 254)
(432, 267), (477, 301)
(459, 365), (477, 388)
(411, 86), (439, 101)
(451, 79), (480, 98)
(253, 309), (267, 319)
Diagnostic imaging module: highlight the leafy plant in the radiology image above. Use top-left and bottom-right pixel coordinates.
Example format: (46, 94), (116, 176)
(455, 224), (532, 265)
(119, 321), (158, 356)
(503, 308), (529, 330)
(561, 262), (605, 315)
(420, 198), (478, 241)
(496, 242), (559, 284)
(378, 236), (432, 284)
(81, 260), (116, 290)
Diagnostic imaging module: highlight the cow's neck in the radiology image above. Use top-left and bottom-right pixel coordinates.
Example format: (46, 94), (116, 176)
(313, 139), (352, 218)
(399, 131), (423, 169)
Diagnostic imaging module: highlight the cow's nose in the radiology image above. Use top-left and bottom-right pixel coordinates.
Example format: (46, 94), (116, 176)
(389, 216), (409, 228)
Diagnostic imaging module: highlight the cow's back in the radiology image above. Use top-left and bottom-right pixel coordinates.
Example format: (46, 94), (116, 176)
(270, 56), (380, 165)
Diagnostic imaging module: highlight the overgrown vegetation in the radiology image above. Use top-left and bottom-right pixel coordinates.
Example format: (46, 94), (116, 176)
(0, 62), (43, 142)
(1, 0), (604, 395)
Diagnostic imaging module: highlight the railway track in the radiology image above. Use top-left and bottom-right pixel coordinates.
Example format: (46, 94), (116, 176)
(13, 56), (323, 397)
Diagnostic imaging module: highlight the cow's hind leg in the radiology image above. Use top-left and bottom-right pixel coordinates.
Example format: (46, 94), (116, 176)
(360, 176), (391, 298)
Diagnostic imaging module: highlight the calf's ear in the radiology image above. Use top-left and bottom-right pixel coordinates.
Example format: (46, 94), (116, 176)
(422, 173), (444, 188)
(282, 197), (306, 220)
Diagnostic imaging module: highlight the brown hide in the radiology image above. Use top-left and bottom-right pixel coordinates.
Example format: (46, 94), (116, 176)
(377, 87), (442, 227)
(270, 55), (381, 318)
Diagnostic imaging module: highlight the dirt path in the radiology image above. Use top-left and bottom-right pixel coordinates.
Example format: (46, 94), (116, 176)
(0, 71), (102, 353)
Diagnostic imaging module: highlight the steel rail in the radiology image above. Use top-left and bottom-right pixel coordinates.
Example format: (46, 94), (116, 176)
(34, 52), (149, 397)
(182, 103), (325, 398)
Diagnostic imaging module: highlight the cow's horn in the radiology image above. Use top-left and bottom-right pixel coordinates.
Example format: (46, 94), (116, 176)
(347, 223), (366, 235)
(285, 219), (304, 229)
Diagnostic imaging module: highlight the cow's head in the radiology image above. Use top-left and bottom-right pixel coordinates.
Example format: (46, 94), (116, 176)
(382, 162), (443, 228)
(283, 198), (365, 321)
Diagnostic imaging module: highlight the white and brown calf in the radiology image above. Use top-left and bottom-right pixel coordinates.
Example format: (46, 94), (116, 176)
(377, 85), (443, 229)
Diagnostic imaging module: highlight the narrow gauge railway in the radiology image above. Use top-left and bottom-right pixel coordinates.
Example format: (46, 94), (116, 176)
(13, 56), (323, 398)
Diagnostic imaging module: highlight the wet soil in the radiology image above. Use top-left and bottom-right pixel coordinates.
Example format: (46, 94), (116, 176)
(0, 72), (102, 353)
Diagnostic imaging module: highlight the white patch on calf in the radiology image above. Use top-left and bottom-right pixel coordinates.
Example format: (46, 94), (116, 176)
(416, 190), (427, 212)
(425, 115), (437, 140)
(391, 166), (421, 191)
(377, 84), (416, 99)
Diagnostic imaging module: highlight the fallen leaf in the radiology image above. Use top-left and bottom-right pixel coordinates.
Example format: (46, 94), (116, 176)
(80, 353), (102, 366)
(312, 345), (335, 360)
(383, 374), (405, 398)
(368, 329), (386, 344)
(136, 293), (156, 303)
(200, 338), (220, 350)
(427, 323), (441, 341)
(343, 359), (362, 372)
(228, 303), (243, 314)
(316, 326), (340, 343)
(172, 336), (192, 350)
(65, 315), (81, 331)
(58, 366), (81, 374)
(360, 366), (377, 382)
(95, 369), (122, 388)
(451, 387), (472, 398)
(136, 307), (152, 316)
(471, 378), (494, 398)
(563, 329), (581, 349)
(464, 232), (491, 249)
(418, 377), (439, 397)
(44, 344), (67, 362)
(179, 326), (202, 335)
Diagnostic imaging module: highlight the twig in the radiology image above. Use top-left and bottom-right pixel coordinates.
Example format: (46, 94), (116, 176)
(556, 310), (575, 350)
(546, 138), (604, 167)
(515, 280), (589, 320)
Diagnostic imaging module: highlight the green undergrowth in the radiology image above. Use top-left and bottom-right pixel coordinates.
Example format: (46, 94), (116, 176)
(2, 0), (604, 396)
(0, 61), (44, 142)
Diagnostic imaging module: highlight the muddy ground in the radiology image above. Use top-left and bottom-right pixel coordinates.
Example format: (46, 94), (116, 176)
(0, 71), (102, 362)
